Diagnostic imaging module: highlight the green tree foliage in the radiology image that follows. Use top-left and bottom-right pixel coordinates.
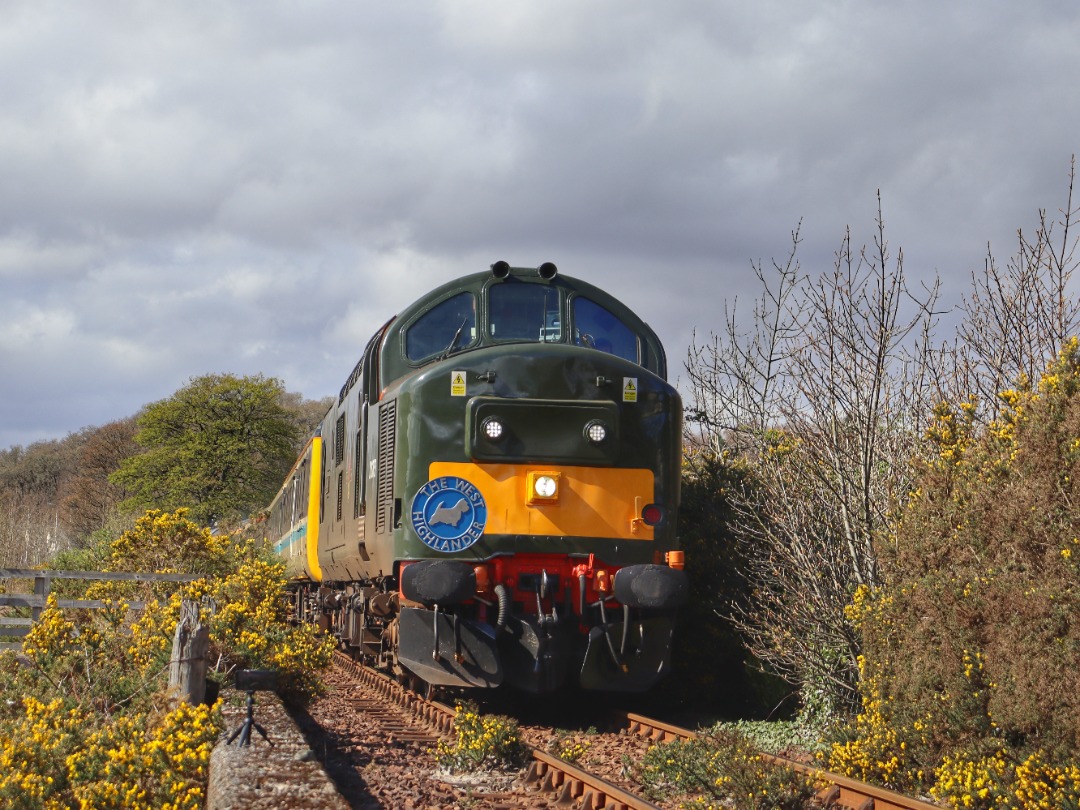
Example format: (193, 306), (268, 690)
(111, 374), (300, 526)
(0, 379), (324, 557)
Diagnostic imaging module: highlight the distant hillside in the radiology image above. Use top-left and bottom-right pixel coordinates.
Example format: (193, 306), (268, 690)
(0, 386), (330, 567)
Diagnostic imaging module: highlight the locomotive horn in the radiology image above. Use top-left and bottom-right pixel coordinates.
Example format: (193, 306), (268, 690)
(491, 260), (511, 278)
(538, 262), (558, 279)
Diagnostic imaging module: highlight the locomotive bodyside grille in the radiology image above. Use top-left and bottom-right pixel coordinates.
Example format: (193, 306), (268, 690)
(376, 400), (397, 533)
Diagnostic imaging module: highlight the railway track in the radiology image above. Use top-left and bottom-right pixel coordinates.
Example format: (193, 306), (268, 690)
(331, 652), (940, 810)
(333, 651), (659, 809)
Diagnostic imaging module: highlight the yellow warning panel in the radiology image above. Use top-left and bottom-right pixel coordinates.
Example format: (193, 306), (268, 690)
(622, 377), (638, 402)
(428, 461), (655, 541)
(451, 371), (467, 396)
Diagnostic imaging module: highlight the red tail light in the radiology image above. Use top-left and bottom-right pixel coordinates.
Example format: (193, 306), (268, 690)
(641, 504), (663, 526)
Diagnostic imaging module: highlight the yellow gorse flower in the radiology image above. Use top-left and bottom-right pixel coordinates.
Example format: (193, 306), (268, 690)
(0, 508), (333, 807)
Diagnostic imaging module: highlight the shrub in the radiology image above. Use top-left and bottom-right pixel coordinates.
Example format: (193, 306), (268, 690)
(0, 601), (224, 810)
(633, 727), (816, 810)
(932, 749), (1080, 810)
(207, 556), (335, 696)
(91, 508), (335, 698)
(436, 701), (527, 774)
(547, 728), (594, 763)
(715, 719), (827, 759)
(65, 701), (222, 810)
(834, 339), (1080, 803)
(0, 507), (333, 808)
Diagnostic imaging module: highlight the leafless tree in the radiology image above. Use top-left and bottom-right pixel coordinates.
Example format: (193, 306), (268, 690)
(0, 439), (80, 566)
(685, 223), (803, 457)
(686, 197), (940, 713)
(958, 157), (1080, 416)
(60, 418), (138, 541)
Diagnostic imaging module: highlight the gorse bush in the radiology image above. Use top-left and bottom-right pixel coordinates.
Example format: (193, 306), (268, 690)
(0, 508), (333, 809)
(208, 556), (334, 695)
(106, 508), (237, 578)
(0, 595), (224, 810)
(65, 700), (221, 810)
(93, 509), (335, 694)
(547, 728), (595, 763)
(932, 749), (1080, 810)
(436, 701), (526, 774)
(831, 339), (1080, 805)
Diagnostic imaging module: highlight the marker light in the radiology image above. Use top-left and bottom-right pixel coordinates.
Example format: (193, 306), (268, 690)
(642, 504), (664, 526)
(584, 420), (608, 444)
(482, 417), (505, 440)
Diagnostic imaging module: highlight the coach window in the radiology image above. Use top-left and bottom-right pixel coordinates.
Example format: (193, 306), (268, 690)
(405, 292), (477, 362)
(298, 460), (308, 520)
(572, 297), (639, 363)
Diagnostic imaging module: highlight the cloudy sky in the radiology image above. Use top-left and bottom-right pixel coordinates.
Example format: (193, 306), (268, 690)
(3, 1), (1079, 449)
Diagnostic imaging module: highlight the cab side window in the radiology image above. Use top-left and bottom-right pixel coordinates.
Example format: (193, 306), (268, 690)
(572, 297), (639, 363)
(405, 292), (477, 362)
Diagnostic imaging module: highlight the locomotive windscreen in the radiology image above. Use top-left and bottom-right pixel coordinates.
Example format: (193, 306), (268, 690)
(489, 283), (562, 342)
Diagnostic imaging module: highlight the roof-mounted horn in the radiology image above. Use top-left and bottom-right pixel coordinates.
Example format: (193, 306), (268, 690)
(538, 262), (558, 280)
(491, 260), (510, 278)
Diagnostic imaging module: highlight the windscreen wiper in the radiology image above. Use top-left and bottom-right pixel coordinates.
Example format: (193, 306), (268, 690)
(439, 318), (468, 360)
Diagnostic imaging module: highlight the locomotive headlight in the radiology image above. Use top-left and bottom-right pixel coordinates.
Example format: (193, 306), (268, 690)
(482, 416), (505, 441)
(526, 471), (561, 505)
(584, 420), (608, 444)
(534, 475), (557, 497)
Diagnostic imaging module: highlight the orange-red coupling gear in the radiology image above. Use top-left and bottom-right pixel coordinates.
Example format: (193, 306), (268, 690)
(572, 553), (596, 582)
(665, 550), (685, 570)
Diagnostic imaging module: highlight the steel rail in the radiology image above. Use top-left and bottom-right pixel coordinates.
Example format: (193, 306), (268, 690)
(523, 748), (660, 810)
(618, 711), (940, 810)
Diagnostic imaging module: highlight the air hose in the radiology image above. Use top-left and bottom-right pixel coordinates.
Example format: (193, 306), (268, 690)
(494, 583), (510, 629)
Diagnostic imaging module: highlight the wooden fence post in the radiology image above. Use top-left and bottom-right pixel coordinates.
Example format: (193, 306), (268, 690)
(169, 599), (210, 706)
(31, 574), (50, 622)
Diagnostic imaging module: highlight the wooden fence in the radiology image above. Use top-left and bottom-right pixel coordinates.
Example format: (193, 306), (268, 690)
(0, 568), (200, 652)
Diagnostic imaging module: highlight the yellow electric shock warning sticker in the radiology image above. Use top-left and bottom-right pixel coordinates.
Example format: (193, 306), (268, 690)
(623, 377), (638, 402)
(451, 371), (467, 396)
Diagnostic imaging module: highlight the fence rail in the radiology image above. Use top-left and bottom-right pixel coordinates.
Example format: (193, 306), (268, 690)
(0, 569), (201, 652)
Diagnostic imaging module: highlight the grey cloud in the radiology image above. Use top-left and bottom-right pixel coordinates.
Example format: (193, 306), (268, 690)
(3, 1), (1080, 447)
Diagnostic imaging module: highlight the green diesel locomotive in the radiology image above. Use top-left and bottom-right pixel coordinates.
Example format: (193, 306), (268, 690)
(266, 262), (686, 693)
